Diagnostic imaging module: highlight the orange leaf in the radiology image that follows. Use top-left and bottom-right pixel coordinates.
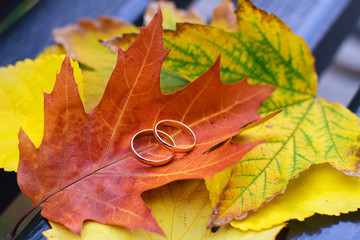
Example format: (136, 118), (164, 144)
(17, 11), (274, 235)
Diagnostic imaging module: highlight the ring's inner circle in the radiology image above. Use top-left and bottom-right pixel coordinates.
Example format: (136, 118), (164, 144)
(132, 130), (174, 161)
(155, 120), (195, 149)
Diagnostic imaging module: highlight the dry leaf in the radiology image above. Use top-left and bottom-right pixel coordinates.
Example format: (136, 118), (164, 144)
(210, 0), (237, 31)
(144, 1), (205, 30)
(17, 11), (274, 235)
(53, 17), (139, 110)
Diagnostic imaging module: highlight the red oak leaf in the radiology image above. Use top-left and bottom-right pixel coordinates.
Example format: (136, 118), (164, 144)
(17, 11), (274, 235)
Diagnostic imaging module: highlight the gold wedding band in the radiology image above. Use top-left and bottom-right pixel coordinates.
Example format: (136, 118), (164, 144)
(153, 120), (196, 153)
(131, 129), (175, 166)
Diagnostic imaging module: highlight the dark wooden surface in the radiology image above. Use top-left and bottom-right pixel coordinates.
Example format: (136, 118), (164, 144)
(0, 0), (359, 239)
(0, 0), (152, 66)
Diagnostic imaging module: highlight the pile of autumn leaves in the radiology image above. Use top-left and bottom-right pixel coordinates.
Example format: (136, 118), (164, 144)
(1, 0), (360, 239)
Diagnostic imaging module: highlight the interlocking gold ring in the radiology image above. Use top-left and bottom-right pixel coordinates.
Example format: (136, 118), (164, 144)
(153, 120), (196, 153)
(131, 129), (175, 166)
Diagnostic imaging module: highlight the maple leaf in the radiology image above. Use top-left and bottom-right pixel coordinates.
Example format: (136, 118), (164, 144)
(17, 11), (274, 235)
(0, 55), (83, 172)
(103, 0), (360, 230)
(42, 180), (284, 240)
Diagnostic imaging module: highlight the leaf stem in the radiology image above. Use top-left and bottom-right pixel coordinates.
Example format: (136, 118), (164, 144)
(8, 205), (38, 240)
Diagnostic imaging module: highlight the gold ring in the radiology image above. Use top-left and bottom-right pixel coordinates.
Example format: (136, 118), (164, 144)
(153, 120), (196, 153)
(131, 129), (175, 166)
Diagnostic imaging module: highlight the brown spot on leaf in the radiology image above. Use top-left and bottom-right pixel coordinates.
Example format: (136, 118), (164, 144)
(347, 147), (355, 156)
(357, 149), (360, 158)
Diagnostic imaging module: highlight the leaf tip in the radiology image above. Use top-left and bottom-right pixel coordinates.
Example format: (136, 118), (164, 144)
(18, 127), (34, 148)
(62, 52), (72, 67)
(214, 55), (221, 67)
(143, 4), (163, 32)
(206, 55), (222, 80)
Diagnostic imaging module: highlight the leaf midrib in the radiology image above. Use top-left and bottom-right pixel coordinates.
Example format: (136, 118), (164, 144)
(217, 98), (315, 218)
(35, 18), (159, 209)
(98, 21), (158, 168)
(164, 29), (313, 97)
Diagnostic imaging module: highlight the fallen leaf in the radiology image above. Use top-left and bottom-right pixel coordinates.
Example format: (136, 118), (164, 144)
(0, 54), (83, 172)
(52, 2), (204, 112)
(210, 0), (237, 31)
(104, 1), (316, 101)
(208, 98), (360, 228)
(17, 11), (274, 235)
(143, 1), (205, 30)
(37, 45), (67, 58)
(52, 0), (228, 111)
(230, 163), (360, 231)
(53, 17), (139, 111)
(105, 0), (360, 229)
(42, 180), (284, 240)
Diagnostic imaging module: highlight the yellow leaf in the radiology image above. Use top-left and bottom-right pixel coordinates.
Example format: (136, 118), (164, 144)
(37, 45), (66, 57)
(42, 180), (284, 240)
(53, 17), (139, 111)
(210, 0), (237, 31)
(0, 54), (83, 172)
(231, 163), (360, 231)
(144, 1), (205, 30)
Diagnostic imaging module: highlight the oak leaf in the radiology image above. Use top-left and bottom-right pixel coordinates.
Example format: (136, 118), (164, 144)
(52, 2), (203, 111)
(52, 0), (230, 112)
(17, 11), (274, 235)
(104, 0), (360, 230)
(53, 17), (139, 111)
(0, 55), (83, 172)
(42, 180), (284, 240)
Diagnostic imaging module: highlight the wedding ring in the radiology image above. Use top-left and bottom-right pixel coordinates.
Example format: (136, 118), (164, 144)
(153, 120), (196, 153)
(131, 129), (175, 166)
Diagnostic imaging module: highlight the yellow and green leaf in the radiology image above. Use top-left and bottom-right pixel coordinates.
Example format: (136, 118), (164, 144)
(128, 0), (360, 229)
(106, 0), (360, 229)
(231, 163), (360, 231)
(0, 54), (83, 172)
(43, 180), (284, 240)
(213, 98), (360, 229)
